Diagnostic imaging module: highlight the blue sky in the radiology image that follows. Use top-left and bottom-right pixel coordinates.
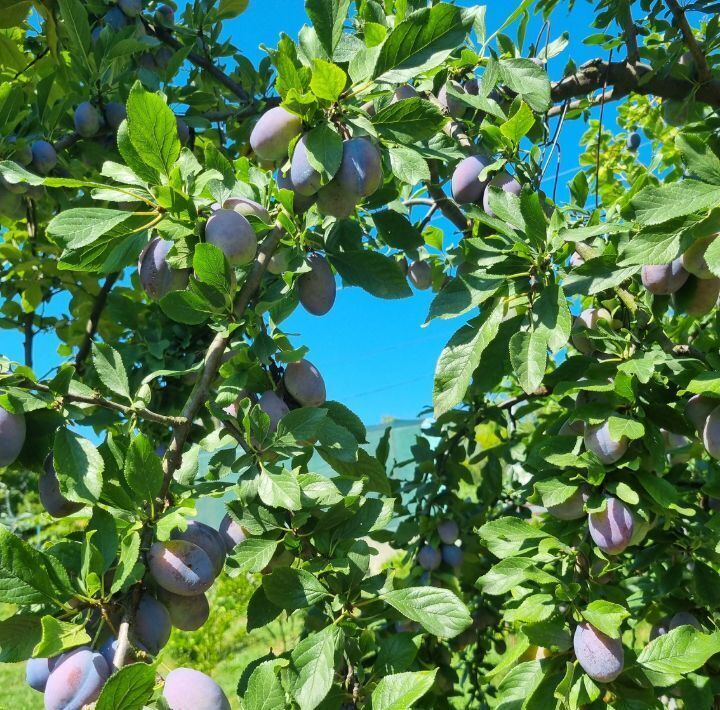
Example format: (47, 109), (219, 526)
(3, 1), (631, 424)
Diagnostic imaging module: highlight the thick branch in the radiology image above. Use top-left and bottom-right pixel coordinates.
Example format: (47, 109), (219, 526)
(75, 273), (120, 373)
(666, 0), (712, 83)
(621, 4), (639, 63)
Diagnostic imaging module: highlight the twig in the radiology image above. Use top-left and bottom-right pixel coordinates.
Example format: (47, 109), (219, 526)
(23, 314), (33, 369)
(497, 386), (551, 411)
(622, 3), (639, 63)
(403, 198), (436, 207)
(595, 50), (614, 210)
(13, 48), (49, 80)
(541, 100), (569, 180)
(666, 0), (712, 83)
(418, 203), (438, 232)
(75, 273), (120, 373)
(112, 617), (131, 670)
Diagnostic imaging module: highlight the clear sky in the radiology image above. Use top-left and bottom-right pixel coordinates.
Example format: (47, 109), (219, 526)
(2, 1), (631, 424)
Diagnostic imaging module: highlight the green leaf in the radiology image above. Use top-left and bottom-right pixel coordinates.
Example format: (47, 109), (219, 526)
(262, 567), (329, 610)
(676, 134), (720, 185)
(619, 215), (698, 266)
(123, 434), (163, 504)
(608, 415), (645, 441)
(258, 469), (302, 511)
(685, 372), (720, 396)
(383, 587), (471, 639)
(637, 627), (720, 674)
(478, 557), (558, 595)
(509, 329), (547, 395)
(534, 285), (571, 353)
(159, 290), (215, 325)
(53, 428), (104, 504)
(303, 122), (343, 181)
(497, 58), (551, 112)
(433, 298), (504, 417)
(387, 144), (430, 185)
(495, 660), (546, 710)
(229, 538), (278, 573)
(0, 528), (72, 606)
(57, 0), (91, 73)
(373, 210), (424, 250)
(92, 342), (131, 402)
(580, 601), (629, 641)
(373, 3), (472, 82)
(371, 98), (445, 142)
(305, 0), (352, 57)
(193, 242), (232, 295)
(0, 615), (42, 662)
(0, 0), (31, 27)
(126, 81), (181, 177)
(217, 0), (249, 20)
(47, 208), (134, 250)
(32, 616), (90, 657)
(631, 181), (720, 226)
(500, 102), (535, 144)
(563, 257), (639, 297)
(310, 59), (347, 101)
(371, 669), (437, 710)
(329, 250), (412, 299)
(289, 625), (342, 710)
(110, 530), (141, 595)
(478, 517), (552, 559)
(243, 660), (287, 710)
(96, 662), (156, 710)
(426, 274), (502, 323)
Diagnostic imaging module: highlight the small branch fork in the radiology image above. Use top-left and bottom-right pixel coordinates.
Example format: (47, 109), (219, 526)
(665, 0), (712, 83)
(74, 272), (120, 373)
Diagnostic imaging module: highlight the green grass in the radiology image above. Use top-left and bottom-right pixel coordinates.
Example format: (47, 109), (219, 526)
(0, 663), (40, 710)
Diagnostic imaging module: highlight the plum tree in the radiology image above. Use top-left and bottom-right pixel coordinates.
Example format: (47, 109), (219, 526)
(161, 590), (210, 631)
(204, 209), (257, 266)
(138, 237), (190, 301)
(283, 359), (326, 407)
(290, 134), (322, 196)
(483, 172), (521, 217)
(703, 404), (720, 458)
(417, 544), (441, 571)
(451, 155), (492, 204)
(297, 254), (336, 316)
(170, 520), (226, 577)
(73, 102), (101, 138)
(584, 421), (628, 464)
(571, 307), (612, 354)
(39, 454), (84, 517)
(641, 259), (689, 295)
(249, 107), (302, 161)
(408, 260), (432, 290)
(30, 140), (57, 174)
(162, 667), (231, 710)
(336, 137), (383, 197)
(25, 657), (56, 692)
(147, 540), (215, 596)
(223, 196), (271, 223)
(257, 390), (289, 433)
(0, 404), (25, 467)
(682, 235), (717, 280)
(441, 544), (463, 569)
(437, 80), (467, 118)
(437, 519), (459, 544)
(546, 485), (590, 520)
(133, 593), (172, 655)
(218, 514), (247, 552)
(673, 275), (720, 316)
(573, 622), (624, 682)
(588, 497), (634, 554)
(44, 647), (109, 710)
(626, 131), (641, 151)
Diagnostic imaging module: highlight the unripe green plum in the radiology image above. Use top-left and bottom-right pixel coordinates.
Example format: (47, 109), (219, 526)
(441, 544), (463, 569)
(44, 647), (109, 710)
(703, 404), (720, 459)
(483, 172), (521, 217)
(662, 430), (691, 464)
(573, 622), (624, 682)
(391, 85), (418, 102)
(160, 590), (210, 631)
(223, 196), (270, 223)
(39, 454), (84, 518)
(417, 543), (441, 570)
(205, 209), (257, 266)
(408, 260), (431, 290)
(0, 404), (25, 467)
(133, 593), (172, 655)
(219, 514), (247, 552)
(118, 0), (142, 17)
(588, 497), (634, 554)
(138, 237), (189, 301)
(437, 519), (459, 544)
(31, 140), (57, 174)
(147, 540), (215, 596)
(284, 359), (326, 407)
(250, 107), (302, 161)
(673, 275), (720, 316)
(74, 102), (101, 138)
(663, 99), (689, 126)
(267, 248), (291, 275)
(546, 485), (590, 520)
(316, 178), (360, 219)
(258, 390), (290, 433)
(571, 307), (612, 355)
(298, 254), (336, 316)
(276, 170), (316, 213)
(103, 102), (127, 132)
(0, 185), (23, 218)
(336, 137), (383, 197)
(26, 656), (57, 692)
(584, 421), (628, 464)
(686, 394), (717, 434)
(682, 235), (717, 280)
(171, 520), (226, 577)
(163, 667), (231, 710)
(451, 155), (492, 204)
(290, 134), (322, 196)
(669, 611), (701, 631)
(8, 136), (32, 166)
(641, 258), (689, 295)
(438, 80), (467, 118)
(0, 174), (26, 195)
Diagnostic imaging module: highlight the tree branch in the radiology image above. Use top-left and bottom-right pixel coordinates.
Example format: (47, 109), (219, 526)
(23, 314), (33, 369)
(621, 3), (639, 63)
(666, 0), (712, 83)
(75, 272), (120, 373)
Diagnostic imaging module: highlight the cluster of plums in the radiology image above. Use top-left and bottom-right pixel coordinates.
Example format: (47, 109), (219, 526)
(416, 519), (464, 572)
